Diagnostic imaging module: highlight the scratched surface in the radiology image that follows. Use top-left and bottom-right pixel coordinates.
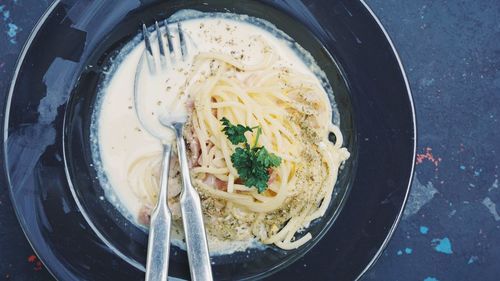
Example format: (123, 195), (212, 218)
(0, 0), (499, 280)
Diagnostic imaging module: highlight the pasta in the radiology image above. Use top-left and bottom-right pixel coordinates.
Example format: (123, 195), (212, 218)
(128, 38), (350, 250)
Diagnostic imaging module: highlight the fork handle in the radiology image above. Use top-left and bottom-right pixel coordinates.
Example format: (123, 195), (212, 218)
(145, 144), (172, 281)
(173, 123), (214, 281)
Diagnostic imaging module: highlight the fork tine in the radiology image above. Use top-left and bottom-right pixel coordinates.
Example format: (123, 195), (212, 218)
(142, 23), (156, 74)
(164, 21), (175, 58)
(177, 22), (188, 60)
(155, 21), (167, 69)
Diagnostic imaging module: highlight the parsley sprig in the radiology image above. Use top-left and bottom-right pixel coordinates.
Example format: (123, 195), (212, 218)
(221, 117), (255, 145)
(220, 118), (282, 193)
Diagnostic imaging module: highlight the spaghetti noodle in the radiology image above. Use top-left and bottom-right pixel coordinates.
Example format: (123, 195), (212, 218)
(129, 38), (349, 250)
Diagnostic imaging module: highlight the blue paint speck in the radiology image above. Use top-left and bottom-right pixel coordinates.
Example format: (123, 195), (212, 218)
(468, 256), (479, 264)
(424, 277), (439, 281)
(432, 237), (453, 254)
(7, 23), (19, 37)
(420, 226), (429, 234)
(460, 165), (466, 170)
(2, 9), (9, 21)
(397, 248), (413, 255)
(0, 5), (5, 12)
(6, 23), (20, 44)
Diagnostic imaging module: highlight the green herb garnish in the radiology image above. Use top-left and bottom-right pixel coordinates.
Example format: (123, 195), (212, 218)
(220, 117), (254, 145)
(221, 118), (282, 193)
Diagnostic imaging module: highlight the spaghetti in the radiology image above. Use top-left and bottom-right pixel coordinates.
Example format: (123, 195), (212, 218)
(129, 38), (349, 250)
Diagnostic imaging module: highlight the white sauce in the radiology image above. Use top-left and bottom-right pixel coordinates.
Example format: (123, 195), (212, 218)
(92, 10), (336, 255)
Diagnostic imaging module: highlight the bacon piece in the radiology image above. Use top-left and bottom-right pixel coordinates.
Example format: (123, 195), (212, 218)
(185, 99), (195, 112)
(203, 174), (215, 186)
(138, 205), (152, 225)
(184, 125), (201, 168)
(169, 200), (181, 220)
(167, 157), (182, 199)
(268, 168), (278, 184)
(203, 174), (227, 191)
(214, 177), (228, 191)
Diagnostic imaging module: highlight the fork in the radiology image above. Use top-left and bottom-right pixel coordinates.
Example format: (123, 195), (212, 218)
(140, 21), (213, 281)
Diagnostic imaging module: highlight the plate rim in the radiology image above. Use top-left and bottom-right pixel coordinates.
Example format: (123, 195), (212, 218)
(2, 0), (417, 280)
(354, 0), (417, 279)
(3, 0), (63, 279)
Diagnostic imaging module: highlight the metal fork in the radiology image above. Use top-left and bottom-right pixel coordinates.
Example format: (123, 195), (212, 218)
(140, 21), (213, 281)
(142, 21), (188, 73)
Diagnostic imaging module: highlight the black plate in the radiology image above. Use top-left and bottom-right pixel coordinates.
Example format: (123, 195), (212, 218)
(2, 0), (415, 280)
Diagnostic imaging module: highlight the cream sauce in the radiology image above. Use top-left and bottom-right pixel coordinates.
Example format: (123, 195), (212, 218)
(92, 11), (335, 255)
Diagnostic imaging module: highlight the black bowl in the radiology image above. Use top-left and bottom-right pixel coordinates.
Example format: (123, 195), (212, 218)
(2, 0), (415, 280)
(65, 2), (356, 281)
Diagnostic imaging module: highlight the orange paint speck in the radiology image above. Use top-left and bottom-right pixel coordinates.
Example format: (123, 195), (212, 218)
(27, 255), (36, 263)
(34, 261), (42, 271)
(416, 147), (442, 169)
(27, 254), (43, 271)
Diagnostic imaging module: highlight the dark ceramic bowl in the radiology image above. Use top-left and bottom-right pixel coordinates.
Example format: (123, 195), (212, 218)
(2, 0), (415, 280)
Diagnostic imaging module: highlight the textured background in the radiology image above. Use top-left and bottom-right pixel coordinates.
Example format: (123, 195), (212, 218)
(1, 0), (499, 280)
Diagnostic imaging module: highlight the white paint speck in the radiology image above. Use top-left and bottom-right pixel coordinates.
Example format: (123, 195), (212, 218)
(403, 176), (438, 219)
(482, 197), (500, 221)
(488, 179), (498, 192)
